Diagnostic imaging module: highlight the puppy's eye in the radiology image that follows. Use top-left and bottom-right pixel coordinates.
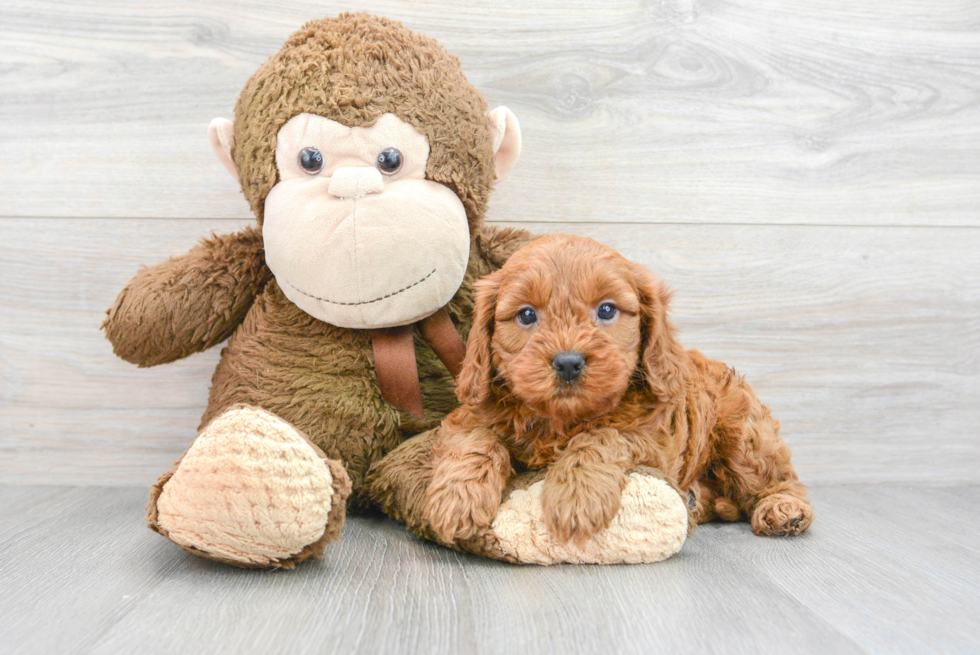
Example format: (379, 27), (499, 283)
(376, 147), (403, 175)
(299, 147), (324, 175)
(596, 302), (618, 322)
(516, 307), (538, 326)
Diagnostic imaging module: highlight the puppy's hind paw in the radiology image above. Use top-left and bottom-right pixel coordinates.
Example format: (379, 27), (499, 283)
(751, 493), (814, 536)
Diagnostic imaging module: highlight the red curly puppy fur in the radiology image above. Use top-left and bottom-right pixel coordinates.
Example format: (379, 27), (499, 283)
(423, 234), (814, 545)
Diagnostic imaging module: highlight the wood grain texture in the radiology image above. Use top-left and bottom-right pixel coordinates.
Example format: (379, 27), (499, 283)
(0, 485), (977, 654)
(1, 217), (977, 485)
(1, 3), (978, 487)
(0, 0), (978, 225)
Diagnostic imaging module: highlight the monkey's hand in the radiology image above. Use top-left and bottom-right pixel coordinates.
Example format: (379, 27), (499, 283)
(103, 227), (270, 367)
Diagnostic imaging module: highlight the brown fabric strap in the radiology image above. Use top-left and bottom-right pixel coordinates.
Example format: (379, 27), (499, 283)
(419, 307), (467, 380)
(371, 324), (424, 419)
(370, 307), (467, 418)
(371, 307), (466, 418)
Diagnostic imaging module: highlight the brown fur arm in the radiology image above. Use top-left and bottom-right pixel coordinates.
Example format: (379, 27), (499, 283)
(103, 227), (271, 367)
(476, 224), (538, 270)
(423, 422), (514, 543)
(540, 428), (634, 544)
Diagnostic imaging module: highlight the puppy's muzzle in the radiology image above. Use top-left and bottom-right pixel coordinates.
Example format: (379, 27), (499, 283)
(552, 351), (586, 383)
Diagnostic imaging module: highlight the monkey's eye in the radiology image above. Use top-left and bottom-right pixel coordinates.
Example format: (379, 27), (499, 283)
(516, 306), (538, 327)
(299, 147), (324, 175)
(376, 147), (403, 175)
(596, 302), (619, 322)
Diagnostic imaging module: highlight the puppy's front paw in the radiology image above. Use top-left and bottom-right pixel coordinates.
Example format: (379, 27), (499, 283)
(540, 466), (626, 544)
(423, 476), (502, 544)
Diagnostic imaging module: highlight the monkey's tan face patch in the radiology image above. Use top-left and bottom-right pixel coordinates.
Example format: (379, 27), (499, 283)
(264, 113), (470, 329)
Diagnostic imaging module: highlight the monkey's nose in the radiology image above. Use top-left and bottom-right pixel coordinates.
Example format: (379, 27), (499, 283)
(328, 167), (384, 199)
(552, 351), (586, 383)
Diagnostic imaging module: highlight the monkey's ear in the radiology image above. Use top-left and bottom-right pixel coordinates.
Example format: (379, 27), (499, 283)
(487, 107), (521, 181)
(208, 118), (239, 182)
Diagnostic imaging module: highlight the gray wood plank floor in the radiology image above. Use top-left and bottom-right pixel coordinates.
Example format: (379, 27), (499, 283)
(2, 485), (977, 654)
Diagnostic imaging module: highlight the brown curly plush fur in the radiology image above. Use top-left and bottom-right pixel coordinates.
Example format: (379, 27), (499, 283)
(233, 12), (496, 228)
(104, 227), (271, 367)
(103, 13), (537, 523)
(105, 225), (534, 509)
(422, 234), (814, 544)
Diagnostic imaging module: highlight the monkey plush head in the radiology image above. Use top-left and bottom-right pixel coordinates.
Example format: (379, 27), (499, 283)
(207, 13), (520, 330)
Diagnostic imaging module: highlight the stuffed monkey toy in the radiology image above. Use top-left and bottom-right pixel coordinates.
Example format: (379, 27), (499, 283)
(104, 13), (690, 568)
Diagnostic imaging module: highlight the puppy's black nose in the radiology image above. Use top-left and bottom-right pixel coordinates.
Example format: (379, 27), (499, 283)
(552, 351), (585, 383)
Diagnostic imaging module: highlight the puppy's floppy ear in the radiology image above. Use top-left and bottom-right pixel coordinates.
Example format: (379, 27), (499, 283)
(631, 263), (687, 403)
(456, 271), (503, 405)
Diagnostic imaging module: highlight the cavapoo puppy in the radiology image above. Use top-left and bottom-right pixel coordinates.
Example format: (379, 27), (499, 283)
(423, 233), (813, 545)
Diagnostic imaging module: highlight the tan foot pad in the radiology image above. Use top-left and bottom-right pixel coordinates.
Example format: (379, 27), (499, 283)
(491, 473), (688, 565)
(152, 406), (347, 568)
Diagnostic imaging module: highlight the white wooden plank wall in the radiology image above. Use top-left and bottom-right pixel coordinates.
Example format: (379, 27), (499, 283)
(1, 0), (977, 485)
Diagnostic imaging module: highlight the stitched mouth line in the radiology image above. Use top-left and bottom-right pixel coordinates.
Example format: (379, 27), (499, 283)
(283, 269), (436, 306)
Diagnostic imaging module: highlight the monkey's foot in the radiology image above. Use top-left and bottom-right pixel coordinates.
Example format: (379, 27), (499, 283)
(146, 405), (352, 568)
(489, 469), (688, 565)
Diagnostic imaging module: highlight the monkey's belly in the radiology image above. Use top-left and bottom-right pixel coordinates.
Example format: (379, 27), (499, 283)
(201, 281), (457, 499)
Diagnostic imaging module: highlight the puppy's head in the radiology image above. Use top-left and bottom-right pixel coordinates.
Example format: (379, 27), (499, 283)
(457, 234), (686, 422)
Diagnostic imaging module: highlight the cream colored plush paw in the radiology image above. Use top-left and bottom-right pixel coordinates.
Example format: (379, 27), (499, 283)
(491, 473), (688, 565)
(153, 406), (346, 567)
